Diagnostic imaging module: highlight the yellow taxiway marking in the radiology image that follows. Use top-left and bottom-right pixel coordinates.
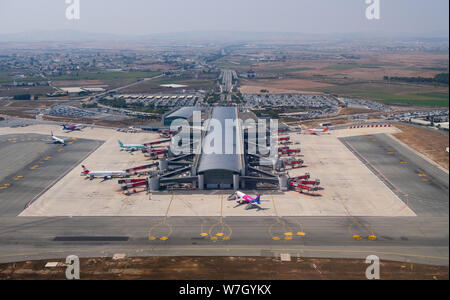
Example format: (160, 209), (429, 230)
(148, 194), (174, 241)
(400, 161), (408, 164)
(200, 219), (209, 237)
(57, 148), (64, 152)
(422, 179), (430, 182)
(44, 156), (52, 161)
(269, 194), (302, 241)
(0, 183), (11, 190)
(341, 194), (376, 241)
(368, 235), (377, 241)
(208, 193), (232, 241)
(353, 235), (363, 241)
(30, 165), (39, 170)
(387, 152), (395, 155)
(418, 174), (427, 177)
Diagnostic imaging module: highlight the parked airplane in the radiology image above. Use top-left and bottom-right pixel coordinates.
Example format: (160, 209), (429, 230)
(228, 191), (263, 210)
(159, 129), (176, 136)
(51, 132), (65, 145)
(80, 165), (128, 180)
(118, 140), (147, 152)
(302, 126), (330, 135)
(62, 124), (84, 131)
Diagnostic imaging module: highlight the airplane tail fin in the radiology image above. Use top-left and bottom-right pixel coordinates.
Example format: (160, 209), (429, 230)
(81, 165), (90, 175)
(254, 194), (261, 205)
(118, 140), (123, 147)
(323, 126), (329, 132)
(51, 131), (54, 137)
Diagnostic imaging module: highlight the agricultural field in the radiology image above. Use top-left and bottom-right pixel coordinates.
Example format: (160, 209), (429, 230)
(239, 52), (449, 107)
(121, 76), (216, 94)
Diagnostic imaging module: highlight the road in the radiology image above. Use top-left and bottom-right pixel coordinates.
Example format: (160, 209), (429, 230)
(220, 69), (234, 93)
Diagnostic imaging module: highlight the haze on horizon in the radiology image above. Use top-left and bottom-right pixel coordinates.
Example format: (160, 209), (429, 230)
(0, 0), (448, 39)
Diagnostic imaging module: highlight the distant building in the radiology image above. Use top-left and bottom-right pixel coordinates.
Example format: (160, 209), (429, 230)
(46, 90), (68, 97)
(247, 70), (256, 79)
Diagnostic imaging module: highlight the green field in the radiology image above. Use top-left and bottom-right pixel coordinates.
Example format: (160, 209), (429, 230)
(317, 82), (449, 107)
(150, 78), (214, 86)
(324, 63), (383, 70)
(258, 67), (315, 73)
(214, 58), (254, 69)
(0, 71), (161, 85)
(352, 92), (449, 107)
(50, 71), (160, 81)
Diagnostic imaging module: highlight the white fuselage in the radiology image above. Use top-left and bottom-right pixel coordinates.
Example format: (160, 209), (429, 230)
(52, 135), (65, 144)
(83, 170), (128, 178)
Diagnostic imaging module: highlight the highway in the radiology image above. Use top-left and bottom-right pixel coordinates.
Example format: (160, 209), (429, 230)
(220, 69), (234, 93)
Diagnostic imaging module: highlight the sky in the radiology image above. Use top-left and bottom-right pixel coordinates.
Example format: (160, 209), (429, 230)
(0, 0), (448, 37)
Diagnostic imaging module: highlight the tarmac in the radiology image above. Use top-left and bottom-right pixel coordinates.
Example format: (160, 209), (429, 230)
(0, 121), (447, 266)
(340, 134), (449, 217)
(0, 133), (102, 216)
(21, 126), (414, 217)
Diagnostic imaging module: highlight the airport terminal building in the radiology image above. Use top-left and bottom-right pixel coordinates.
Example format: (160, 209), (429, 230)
(150, 106), (284, 191)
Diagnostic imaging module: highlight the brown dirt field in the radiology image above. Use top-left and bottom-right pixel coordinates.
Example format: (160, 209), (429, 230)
(0, 256), (447, 280)
(41, 115), (160, 128)
(339, 107), (374, 115)
(393, 124), (449, 170)
(0, 99), (70, 119)
(0, 86), (54, 97)
(250, 52), (448, 83)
